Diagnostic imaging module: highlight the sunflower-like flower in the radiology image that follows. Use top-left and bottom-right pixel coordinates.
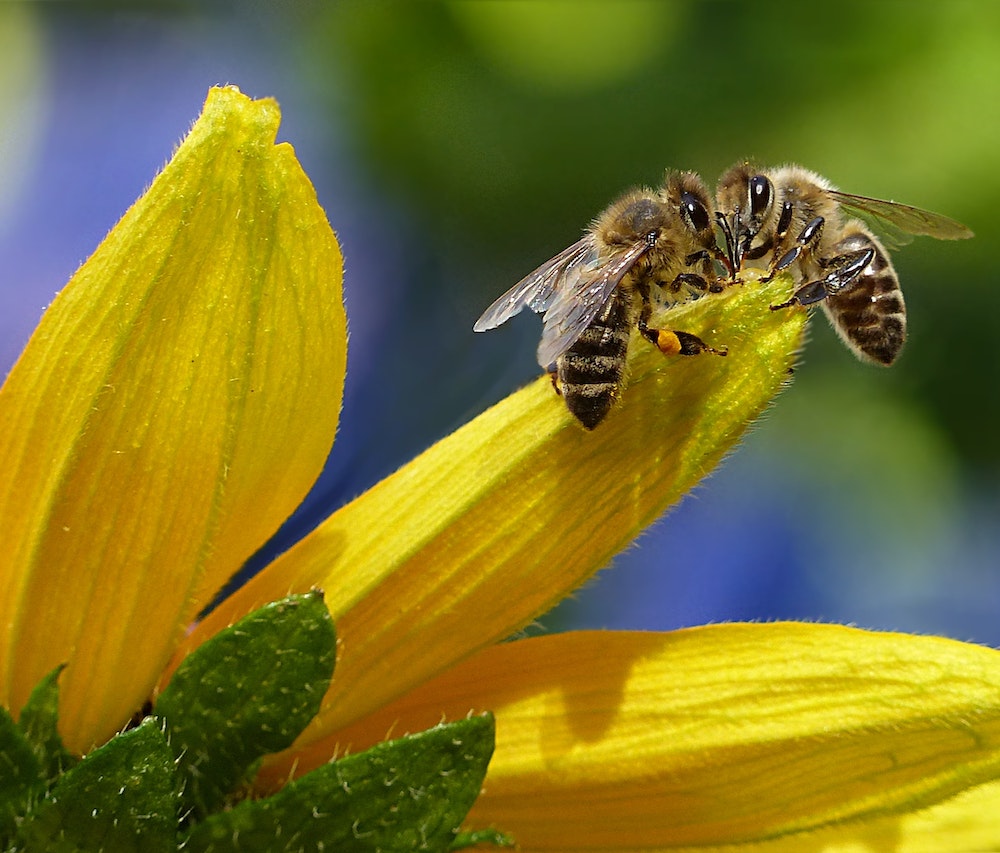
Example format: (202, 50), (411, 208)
(3, 87), (1000, 851)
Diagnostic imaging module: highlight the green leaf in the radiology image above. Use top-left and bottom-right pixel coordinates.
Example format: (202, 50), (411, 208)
(185, 714), (496, 853)
(155, 591), (335, 819)
(15, 718), (177, 853)
(0, 705), (42, 844)
(17, 665), (75, 785)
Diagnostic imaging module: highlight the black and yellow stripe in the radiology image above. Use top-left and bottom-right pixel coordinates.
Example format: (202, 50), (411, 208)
(556, 289), (632, 430)
(825, 230), (906, 366)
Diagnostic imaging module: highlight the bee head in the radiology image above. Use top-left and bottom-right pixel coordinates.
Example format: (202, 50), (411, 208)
(660, 171), (716, 251)
(715, 162), (775, 269)
(600, 194), (671, 246)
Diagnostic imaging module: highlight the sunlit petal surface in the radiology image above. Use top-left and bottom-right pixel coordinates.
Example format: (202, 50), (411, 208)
(187, 276), (804, 745)
(0, 87), (346, 751)
(265, 624), (1000, 851)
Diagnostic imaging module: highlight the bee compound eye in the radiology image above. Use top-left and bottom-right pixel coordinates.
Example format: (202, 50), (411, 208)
(749, 175), (773, 217)
(680, 191), (711, 233)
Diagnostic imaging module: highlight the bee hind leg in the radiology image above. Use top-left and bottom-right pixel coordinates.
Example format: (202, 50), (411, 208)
(770, 247), (876, 311)
(661, 330), (728, 357)
(638, 319), (728, 357)
(637, 281), (727, 357)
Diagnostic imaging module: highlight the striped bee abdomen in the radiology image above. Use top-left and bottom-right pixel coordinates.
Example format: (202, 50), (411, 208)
(556, 289), (632, 430)
(824, 230), (906, 366)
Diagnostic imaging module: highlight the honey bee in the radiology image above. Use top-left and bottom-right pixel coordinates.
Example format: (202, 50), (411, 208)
(474, 172), (728, 429)
(716, 163), (973, 365)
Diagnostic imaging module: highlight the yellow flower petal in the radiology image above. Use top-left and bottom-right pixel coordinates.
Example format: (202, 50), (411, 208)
(0, 86), (345, 751)
(682, 777), (1000, 852)
(187, 275), (803, 743)
(261, 624), (1000, 850)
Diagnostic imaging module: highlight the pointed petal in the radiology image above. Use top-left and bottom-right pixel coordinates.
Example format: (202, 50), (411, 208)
(260, 624), (1000, 850)
(186, 276), (803, 741)
(0, 87), (346, 751)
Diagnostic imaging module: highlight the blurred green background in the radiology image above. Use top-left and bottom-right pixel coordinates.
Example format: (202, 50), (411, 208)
(2, 1), (998, 641)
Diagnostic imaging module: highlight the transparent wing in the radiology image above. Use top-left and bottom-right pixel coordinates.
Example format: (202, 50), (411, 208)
(536, 239), (650, 367)
(828, 190), (974, 241)
(473, 237), (594, 332)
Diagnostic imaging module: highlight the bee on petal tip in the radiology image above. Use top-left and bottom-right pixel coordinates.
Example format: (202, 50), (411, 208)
(715, 163), (973, 365)
(474, 172), (728, 429)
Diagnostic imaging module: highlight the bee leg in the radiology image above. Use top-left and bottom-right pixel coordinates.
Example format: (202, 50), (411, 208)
(549, 368), (562, 396)
(763, 212), (823, 282)
(684, 248), (728, 278)
(743, 241), (772, 261)
(770, 247), (876, 310)
(638, 318), (727, 357)
(637, 280), (727, 356)
(659, 330), (728, 357)
(667, 272), (717, 295)
(684, 249), (712, 266)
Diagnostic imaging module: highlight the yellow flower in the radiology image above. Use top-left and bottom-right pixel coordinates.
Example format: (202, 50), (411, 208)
(3, 86), (1000, 851)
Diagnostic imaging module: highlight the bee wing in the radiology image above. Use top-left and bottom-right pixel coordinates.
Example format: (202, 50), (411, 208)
(827, 190), (974, 241)
(536, 239), (650, 367)
(473, 237), (594, 332)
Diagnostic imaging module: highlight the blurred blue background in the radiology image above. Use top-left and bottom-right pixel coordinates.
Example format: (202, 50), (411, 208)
(2, 2), (998, 643)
